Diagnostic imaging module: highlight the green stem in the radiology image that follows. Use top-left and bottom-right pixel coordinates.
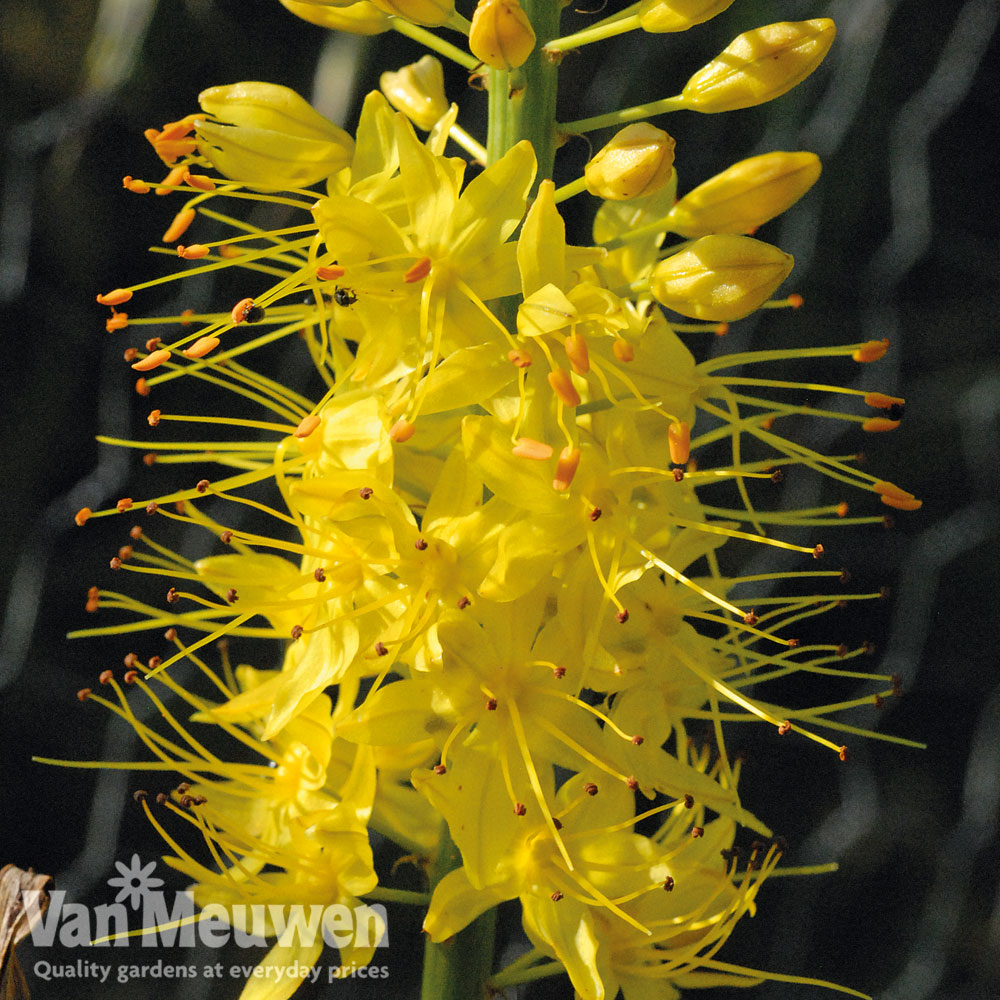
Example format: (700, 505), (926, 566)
(364, 886), (431, 906)
(389, 18), (479, 70)
(420, 823), (496, 1000)
(562, 93), (685, 135)
(544, 12), (642, 54)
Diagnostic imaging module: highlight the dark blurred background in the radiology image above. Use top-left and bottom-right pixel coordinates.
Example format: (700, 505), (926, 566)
(1, 0), (998, 997)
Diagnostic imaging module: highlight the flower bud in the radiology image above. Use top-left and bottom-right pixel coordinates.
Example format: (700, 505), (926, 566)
(638, 0), (735, 33)
(369, 0), (454, 27)
(584, 123), (675, 201)
(680, 19), (836, 113)
(650, 234), (793, 321)
(279, 0), (391, 35)
(665, 151), (821, 236)
(469, 0), (537, 71)
(380, 56), (449, 131)
(195, 82), (354, 188)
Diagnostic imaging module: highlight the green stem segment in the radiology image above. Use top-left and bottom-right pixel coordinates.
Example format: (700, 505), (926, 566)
(420, 824), (497, 1000)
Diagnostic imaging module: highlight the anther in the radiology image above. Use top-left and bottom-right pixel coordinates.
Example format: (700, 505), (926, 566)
(106, 311), (129, 333)
(404, 257), (432, 283)
(777, 721), (792, 735)
(333, 287), (357, 307)
(691, 826), (704, 838)
(552, 665), (566, 679)
(770, 469), (784, 483)
(616, 609), (629, 624)
(512, 437), (553, 460)
(486, 696), (498, 711)
(124, 670), (138, 685)
(631, 734), (643, 746)
(77, 688), (91, 702)
(96, 289), (133, 306)
(162, 207), (197, 243)
(583, 782), (598, 796)
(564, 333), (590, 374)
(99, 670), (113, 685)
(683, 794), (694, 809)
(863, 641), (876, 655)
(663, 876), (675, 891)
(874, 694), (885, 709)
(294, 414), (321, 438)
(180, 795), (195, 809)
(196, 479), (210, 493)
(122, 176), (150, 194)
(714, 323), (729, 337)
(226, 588), (238, 604)
(862, 417), (901, 433)
(135, 378), (150, 396)
(852, 339), (890, 363)
(123, 347), (139, 362)
(180, 309), (195, 325)
(314, 567), (327, 582)
(177, 244), (210, 260)
(220, 530), (233, 544)
(356, 487), (373, 501)
(668, 421), (690, 466)
(550, 890), (564, 901)
(589, 506), (602, 521)
(75, 507), (92, 527)
(836, 643), (848, 657)
(433, 764), (447, 775)
(291, 625), (304, 640)
(838, 746), (849, 762)
(86, 586), (100, 613)
(548, 368), (581, 408)
(131, 349), (171, 372)
(879, 585), (891, 600)
(457, 596), (471, 609)
(507, 348), (532, 368)
(514, 802), (527, 816)
(147, 655), (162, 671)
(375, 642), (389, 657)
(124, 653), (138, 668)
(891, 673), (902, 696)
(553, 446), (581, 491)
(316, 264), (346, 281)
(183, 336), (221, 359)
(612, 339), (634, 362)
(743, 610), (758, 626)
(672, 468), (684, 482)
(109, 556), (122, 570)
(164, 628), (177, 641)
(230, 298), (256, 325)
(787, 638), (800, 648)
(389, 418), (416, 442)
(183, 172), (216, 192)
(626, 776), (638, 790)
(118, 545), (133, 562)
(176, 782), (191, 794)
(812, 544), (825, 559)
(415, 538), (428, 550)
(166, 587), (179, 604)
(788, 293), (804, 308)
(143, 453), (158, 466)
(133, 789), (148, 802)
(864, 392), (905, 411)
(155, 793), (168, 805)
(880, 493), (922, 511)
(147, 410), (161, 428)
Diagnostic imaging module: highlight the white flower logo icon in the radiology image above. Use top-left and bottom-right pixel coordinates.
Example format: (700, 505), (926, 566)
(107, 854), (164, 909)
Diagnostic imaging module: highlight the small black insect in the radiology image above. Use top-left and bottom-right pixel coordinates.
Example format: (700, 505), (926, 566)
(334, 287), (358, 308)
(243, 303), (267, 323)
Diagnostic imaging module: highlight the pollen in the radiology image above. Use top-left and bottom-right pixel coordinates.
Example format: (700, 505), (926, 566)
(404, 257), (433, 283)
(183, 336), (221, 359)
(131, 349), (171, 371)
(96, 289), (133, 306)
(862, 417), (901, 433)
(853, 338), (890, 363)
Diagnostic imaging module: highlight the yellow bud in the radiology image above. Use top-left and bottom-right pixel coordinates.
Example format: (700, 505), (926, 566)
(195, 82), (354, 188)
(278, 0), (391, 35)
(380, 56), (449, 131)
(665, 151), (821, 236)
(680, 19), (836, 113)
(584, 123), (675, 201)
(638, 0), (735, 33)
(368, 0), (454, 27)
(469, 0), (537, 71)
(650, 234), (793, 321)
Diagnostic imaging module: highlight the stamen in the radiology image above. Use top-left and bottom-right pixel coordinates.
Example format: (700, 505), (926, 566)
(548, 368), (581, 408)
(513, 438), (553, 460)
(862, 417), (900, 433)
(852, 339), (890, 363)
(404, 257), (433, 283)
(97, 289), (133, 306)
(553, 447), (581, 491)
(131, 349), (172, 371)
(177, 245), (211, 260)
(668, 421), (690, 466)
(182, 337), (220, 359)
(162, 208), (197, 243)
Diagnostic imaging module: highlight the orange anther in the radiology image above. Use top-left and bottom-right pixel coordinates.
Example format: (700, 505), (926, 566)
(122, 176), (151, 194)
(158, 120), (196, 143)
(183, 171), (216, 192)
(131, 348), (171, 371)
(553, 446), (581, 492)
(144, 127), (162, 146)
(404, 257), (432, 283)
(862, 417), (900, 433)
(155, 165), (189, 196)
(230, 297), (255, 325)
(218, 244), (242, 258)
(547, 368), (581, 408)
(135, 378), (150, 396)
(512, 437), (553, 460)
(105, 311), (129, 333)
(294, 414), (322, 439)
(96, 288), (133, 306)
(612, 339), (634, 362)
(864, 392), (905, 410)
(507, 348), (532, 368)
(714, 323), (729, 337)
(564, 332), (590, 374)
(872, 480), (914, 501)
(162, 207), (196, 243)
(147, 409), (161, 427)
(74, 507), (92, 527)
(836, 501), (849, 517)
(879, 494), (922, 512)
(389, 418), (416, 442)
(177, 244), (210, 259)
(852, 338), (890, 363)
(668, 421), (691, 466)
(787, 293), (804, 308)
(116, 498), (133, 513)
(316, 264), (346, 281)
(180, 308), (195, 325)
(183, 336), (220, 359)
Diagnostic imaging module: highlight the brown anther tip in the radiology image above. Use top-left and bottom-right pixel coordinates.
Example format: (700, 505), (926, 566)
(143, 453), (158, 466)
(837, 598), (848, 609)
(164, 628), (177, 641)
(777, 720), (792, 736)
(116, 498), (134, 513)
(631, 735), (644, 746)
(879, 585), (891, 599)
(144, 338), (162, 352)
(135, 378), (150, 396)
(485, 696), (498, 711)
(874, 694), (885, 709)
(863, 641), (876, 655)
(76, 687), (91, 702)
(123, 652), (138, 668)
(787, 638), (801, 648)
(226, 588), (238, 604)
(691, 826), (704, 838)
(176, 782), (191, 793)
(616, 609), (629, 624)
(99, 669), (113, 685)
(583, 782), (598, 796)
(552, 665), (566, 679)
(550, 890), (564, 902)
(553, 817), (563, 831)
(117, 544), (133, 562)
(291, 625), (304, 640)
(147, 656), (161, 670)
(414, 537), (428, 550)
(457, 595), (471, 609)
(588, 506), (602, 521)
(812, 544), (825, 559)
(838, 746), (849, 762)
(663, 876), (675, 891)
(74, 507), (92, 527)
(836, 643), (848, 658)
(769, 468), (784, 484)
(109, 556), (123, 570)
(626, 776), (638, 790)
(129, 525), (143, 540)
(145, 502), (158, 514)
(180, 795), (195, 809)
(714, 322), (729, 337)
(133, 789), (148, 803)
(882, 514), (896, 530)
(683, 793), (694, 809)
(839, 567), (852, 584)
(359, 486), (374, 500)
(314, 567), (326, 582)
(375, 641), (388, 657)
(220, 530), (233, 544)
(123, 670), (138, 685)
(155, 793), (168, 805)
(891, 673), (902, 696)
(166, 587), (179, 604)
(433, 764), (447, 775)
(514, 802), (527, 816)
(195, 479), (210, 493)
(743, 610), (759, 626)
